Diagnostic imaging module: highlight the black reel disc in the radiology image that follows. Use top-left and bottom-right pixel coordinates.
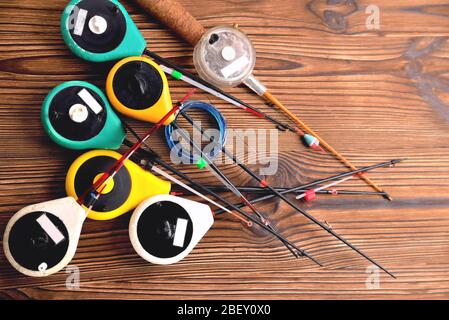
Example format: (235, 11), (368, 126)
(74, 156), (131, 212)
(69, 0), (127, 54)
(112, 60), (164, 110)
(136, 201), (193, 259)
(8, 211), (70, 271)
(49, 85), (107, 141)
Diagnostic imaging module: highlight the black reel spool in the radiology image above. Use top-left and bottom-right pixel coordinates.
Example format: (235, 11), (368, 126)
(7, 212), (70, 272)
(106, 56), (174, 124)
(73, 155), (131, 213)
(66, 149), (172, 221)
(112, 60), (164, 111)
(136, 200), (194, 259)
(68, 0), (127, 54)
(48, 85), (107, 142)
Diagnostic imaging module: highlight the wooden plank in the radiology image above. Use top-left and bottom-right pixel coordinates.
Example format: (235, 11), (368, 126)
(0, 0), (449, 299)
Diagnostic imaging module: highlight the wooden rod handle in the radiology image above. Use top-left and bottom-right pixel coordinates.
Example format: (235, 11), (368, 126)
(134, 0), (206, 46)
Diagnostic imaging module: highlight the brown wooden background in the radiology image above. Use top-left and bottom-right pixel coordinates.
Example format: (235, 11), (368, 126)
(1, 0), (449, 300)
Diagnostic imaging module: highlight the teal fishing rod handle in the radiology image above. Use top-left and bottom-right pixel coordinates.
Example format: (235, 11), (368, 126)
(42, 81), (126, 150)
(61, 0), (147, 62)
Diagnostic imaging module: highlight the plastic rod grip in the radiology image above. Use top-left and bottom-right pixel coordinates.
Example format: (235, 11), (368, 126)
(134, 0), (206, 46)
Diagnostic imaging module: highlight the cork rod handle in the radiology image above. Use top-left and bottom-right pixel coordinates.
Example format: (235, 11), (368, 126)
(134, 0), (206, 46)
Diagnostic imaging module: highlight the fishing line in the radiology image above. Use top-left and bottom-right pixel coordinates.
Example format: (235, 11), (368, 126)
(165, 100), (227, 163)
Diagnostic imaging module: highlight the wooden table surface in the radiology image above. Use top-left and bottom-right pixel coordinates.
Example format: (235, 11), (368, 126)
(1, 0), (449, 300)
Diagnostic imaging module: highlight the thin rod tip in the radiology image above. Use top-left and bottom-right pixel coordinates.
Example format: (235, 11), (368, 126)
(384, 269), (397, 279)
(303, 253), (323, 267)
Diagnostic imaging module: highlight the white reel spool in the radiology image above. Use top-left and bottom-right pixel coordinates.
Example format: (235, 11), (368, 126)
(129, 194), (214, 265)
(3, 197), (86, 277)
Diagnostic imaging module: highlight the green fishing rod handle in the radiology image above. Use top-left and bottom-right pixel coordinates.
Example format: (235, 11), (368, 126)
(61, 0), (147, 63)
(42, 81), (126, 150)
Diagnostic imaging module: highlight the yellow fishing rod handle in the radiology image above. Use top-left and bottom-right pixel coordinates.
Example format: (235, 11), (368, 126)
(106, 56), (175, 125)
(66, 149), (171, 220)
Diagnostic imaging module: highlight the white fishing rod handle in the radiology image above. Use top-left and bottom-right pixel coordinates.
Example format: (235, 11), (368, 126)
(134, 0), (206, 46)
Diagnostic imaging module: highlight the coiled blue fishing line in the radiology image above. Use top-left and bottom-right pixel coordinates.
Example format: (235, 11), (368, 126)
(165, 100), (227, 165)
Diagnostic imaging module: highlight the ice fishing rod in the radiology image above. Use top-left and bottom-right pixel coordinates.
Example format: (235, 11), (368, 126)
(178, 186), (388, 199)
(4, 149), (220, 274)
(133, 0), (390, 198)
(151, 52), (291, 131)
(173, 104), (396, 278)
(193, 26), (391, 199)
(66, 150), (219, 266)
(61, 0), (320, 149)
(214, 159), (404, 215)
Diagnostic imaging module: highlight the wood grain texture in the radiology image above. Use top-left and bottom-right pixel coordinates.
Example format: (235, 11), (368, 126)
(1, 0), (449, 300)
